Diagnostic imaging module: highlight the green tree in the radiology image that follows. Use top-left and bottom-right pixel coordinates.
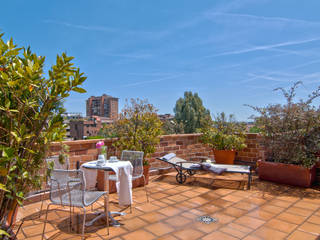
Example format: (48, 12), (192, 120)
(0, 33), (86, 237)
(113, 99), (163, 165)
(174, 91), (212, 133)
(99, 123), (118, 138)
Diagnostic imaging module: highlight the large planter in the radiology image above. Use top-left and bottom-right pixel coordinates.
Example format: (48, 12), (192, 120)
(213, 150), (236, 164)
(258, 160), (316, 187)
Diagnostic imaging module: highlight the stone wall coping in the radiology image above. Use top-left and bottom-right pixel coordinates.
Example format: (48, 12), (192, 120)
(161, 133), (202, 137)
(51, 133), (260, 146)
(51, 138), (117, 146)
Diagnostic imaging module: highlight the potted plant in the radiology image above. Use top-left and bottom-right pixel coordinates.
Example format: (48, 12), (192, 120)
(201, 112), (247, 164)
(0, 33), (86, 238)
(111, 98), (163, 185)
(248, 82), (320, 187)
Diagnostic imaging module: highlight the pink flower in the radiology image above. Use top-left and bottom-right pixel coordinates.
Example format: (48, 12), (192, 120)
(96, 141), (104, 149)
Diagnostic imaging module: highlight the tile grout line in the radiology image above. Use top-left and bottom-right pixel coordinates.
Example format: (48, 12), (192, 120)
(237, 187), (320, 239)
(248, 191), (300, 239)
(213, 186), (289, 239)
(285, 205), (320, 239)
(104, 184), (195, 240)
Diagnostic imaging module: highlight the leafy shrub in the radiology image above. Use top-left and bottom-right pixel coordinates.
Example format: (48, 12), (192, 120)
(248, 82), (320, 168)
(201, 112), (247, 151)
(113, 99), (163, 165)
(162, 119), (184, 135)
(0, 33), (86, 236)
(249, 125), (262, 133)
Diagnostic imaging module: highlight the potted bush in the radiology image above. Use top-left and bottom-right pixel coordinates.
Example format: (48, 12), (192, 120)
(111, 98), (163, 185)
(248, 82), (320, 187)
(0, 33), (86, 238)
(201, 112), (247, 164)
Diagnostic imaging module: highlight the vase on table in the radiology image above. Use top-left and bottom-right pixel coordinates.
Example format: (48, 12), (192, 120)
(97, 154), (106, 165)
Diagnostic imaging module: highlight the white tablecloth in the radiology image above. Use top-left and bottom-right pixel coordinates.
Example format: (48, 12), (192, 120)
(81, 160), (133, 206)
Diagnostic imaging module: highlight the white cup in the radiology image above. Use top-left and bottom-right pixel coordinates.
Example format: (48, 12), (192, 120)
(110, 156), (117, 161)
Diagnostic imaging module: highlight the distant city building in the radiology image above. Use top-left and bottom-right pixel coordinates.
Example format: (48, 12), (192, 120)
(86, 94), (118, 120)
(158, 114), (174, 122)
(69, 116), (114, 140)
(62, 112), (83, 140)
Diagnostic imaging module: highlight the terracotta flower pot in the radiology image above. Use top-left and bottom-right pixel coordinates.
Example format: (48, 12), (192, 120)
(213, 150), (236, 164)
(258, 160), (316, 187)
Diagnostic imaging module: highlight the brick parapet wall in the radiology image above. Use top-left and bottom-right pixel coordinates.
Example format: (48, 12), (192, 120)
(50, 133), (264, 170)
(50, 138), (119, 169)
(147, 133), (214, 169)
(49, 133), (320, 184)
(236, 133), (265, 163)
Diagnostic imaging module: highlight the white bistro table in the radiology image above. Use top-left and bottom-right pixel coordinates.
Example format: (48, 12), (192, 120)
(81, 160), (133, 227)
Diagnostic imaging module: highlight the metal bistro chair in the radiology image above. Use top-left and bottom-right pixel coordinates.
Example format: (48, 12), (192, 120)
(42, 169), (109, 240)
(39, 155), (70, 216)
(109, 150), (149, 212)
(15, 156), (70, 237)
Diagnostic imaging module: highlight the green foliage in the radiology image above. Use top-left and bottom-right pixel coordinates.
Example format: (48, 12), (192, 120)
(0, 33), (86, 235)
(99, 123), (118, 138)
(162, 119), (184, 135)
(247, 81), (320, 168)
(113, 99), (163, 165)
(174, 91), (212, 133)
(201, 112), (247, 151)
(86, 136), (107, 140)
(249, 125), (262, 133)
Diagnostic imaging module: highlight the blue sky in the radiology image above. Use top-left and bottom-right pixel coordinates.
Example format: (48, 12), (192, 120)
(2, 0), (320, 121)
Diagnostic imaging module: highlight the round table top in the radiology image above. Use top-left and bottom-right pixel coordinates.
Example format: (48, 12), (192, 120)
(81, 160), (131, 171)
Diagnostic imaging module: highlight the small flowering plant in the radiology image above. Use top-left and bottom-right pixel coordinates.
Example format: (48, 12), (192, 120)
(96, 140), (106, 156)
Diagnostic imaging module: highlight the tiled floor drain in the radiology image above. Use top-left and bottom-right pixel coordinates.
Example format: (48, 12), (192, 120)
(196, 216), (218, 224)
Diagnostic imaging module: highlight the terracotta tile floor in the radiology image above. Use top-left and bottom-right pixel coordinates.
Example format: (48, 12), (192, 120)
(14, 172), (320, 239)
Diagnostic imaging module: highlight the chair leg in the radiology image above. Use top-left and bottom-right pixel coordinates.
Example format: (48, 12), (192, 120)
(81, 207), (86, 240)
(142, 175), (149, 203)
(41, 203), (52, 240)
(39, 192), (44, 219)
(69, 205), (73, 231)
(248, 172), (252, 190)
(104, 194), (109, 235)
(14, 219), (24, 240)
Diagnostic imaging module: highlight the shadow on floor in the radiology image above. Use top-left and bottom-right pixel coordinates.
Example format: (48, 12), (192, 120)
(154, 173), (248, 190)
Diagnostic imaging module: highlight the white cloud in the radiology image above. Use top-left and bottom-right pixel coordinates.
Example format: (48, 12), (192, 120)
(44, 19), (117, 33)
(102, 52), (152, 59)
(205, 38), (320, 58)
(205, 12), (320, 27)
(122, 74), (184, 87)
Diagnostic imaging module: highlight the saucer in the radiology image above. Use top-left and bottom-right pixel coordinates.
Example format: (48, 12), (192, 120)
(108, 159), (119, 163)
(96, 160), (105, 166)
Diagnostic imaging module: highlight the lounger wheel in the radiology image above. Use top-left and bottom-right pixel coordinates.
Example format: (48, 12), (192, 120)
(176, 173), (186, 184)
(187, 169), (196, 176)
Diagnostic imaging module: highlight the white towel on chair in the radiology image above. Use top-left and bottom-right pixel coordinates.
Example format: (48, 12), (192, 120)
(106, 161), (133, 206)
